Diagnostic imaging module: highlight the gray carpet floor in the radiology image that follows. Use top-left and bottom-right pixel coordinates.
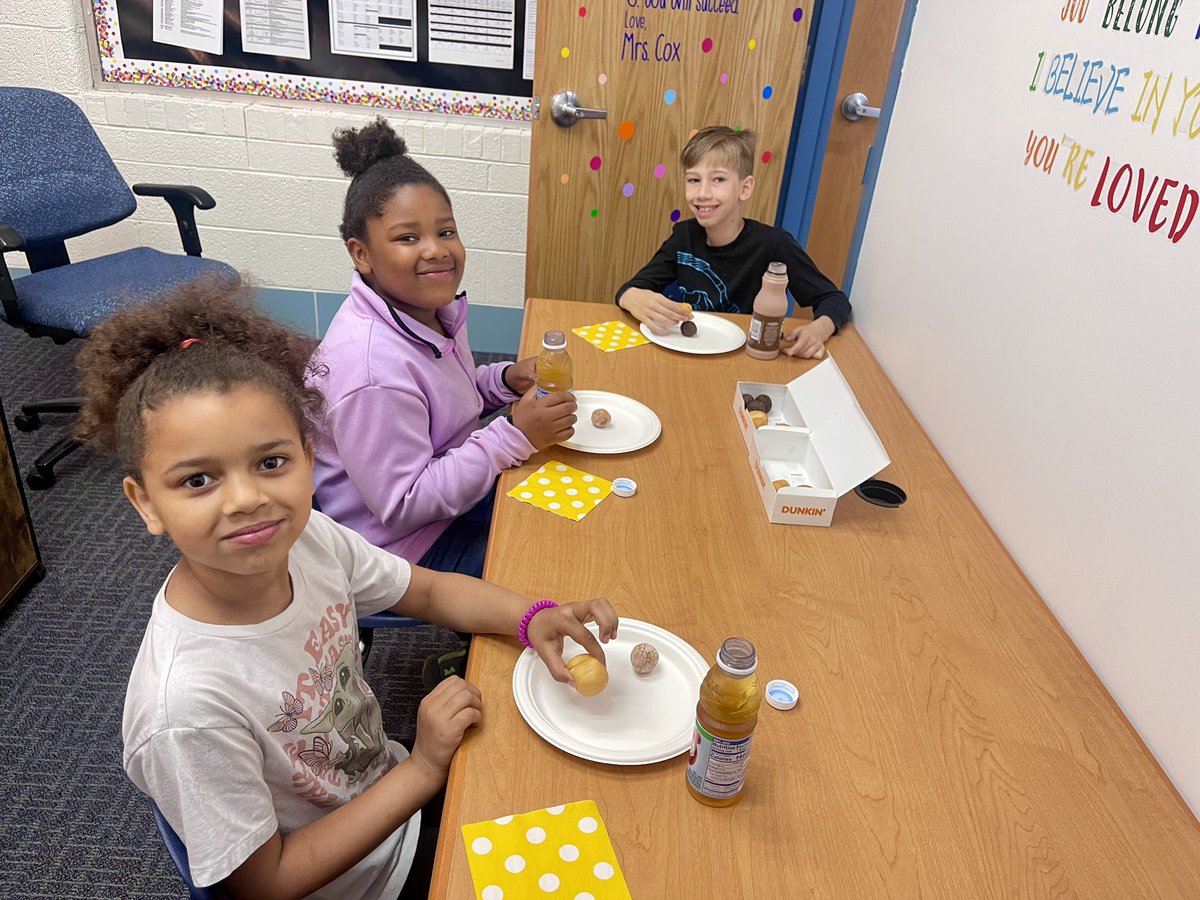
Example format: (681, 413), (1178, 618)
(0, 320), (512, 897)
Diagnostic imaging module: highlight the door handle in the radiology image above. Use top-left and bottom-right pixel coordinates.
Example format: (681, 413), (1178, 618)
(550, 91), (608, 128)
(840, 92), (881, 122)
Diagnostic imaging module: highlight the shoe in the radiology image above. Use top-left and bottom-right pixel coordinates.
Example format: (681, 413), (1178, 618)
(422, 648), (468, 693)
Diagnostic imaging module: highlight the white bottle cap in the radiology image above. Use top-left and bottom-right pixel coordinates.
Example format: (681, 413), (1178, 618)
(764, 679), (799, 710)
(612, 477), (637, 497)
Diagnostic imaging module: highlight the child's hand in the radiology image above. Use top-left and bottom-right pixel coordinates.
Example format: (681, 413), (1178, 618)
(525, 599), (619, 685)
(511, 388), (577, 449)
(782, 317), (836, 359)
(411, 676), (483, 779)
(619, 288), (691, 335)
(503, 357), (538, 394)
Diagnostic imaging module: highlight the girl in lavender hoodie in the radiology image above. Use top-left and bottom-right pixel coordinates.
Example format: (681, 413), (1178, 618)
(309, 118), (576, 579)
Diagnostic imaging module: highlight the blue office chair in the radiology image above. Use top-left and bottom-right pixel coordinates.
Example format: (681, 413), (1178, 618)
(0, 87), (236, 489)
(149, 799), (229, 899)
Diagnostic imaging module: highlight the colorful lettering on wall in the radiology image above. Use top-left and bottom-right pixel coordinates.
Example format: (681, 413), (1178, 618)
(1100, 0), (1182, 37)
(1021, 2), (1196, 244)
(1039, 52), (1131, 114)
(1088, 157), (1197, 242)
(1025, 130), (1063, 173)
(1129, 71), (1200, 136)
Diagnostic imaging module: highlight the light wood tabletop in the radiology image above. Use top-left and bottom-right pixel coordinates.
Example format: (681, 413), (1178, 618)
(429, 298), (1200, 898)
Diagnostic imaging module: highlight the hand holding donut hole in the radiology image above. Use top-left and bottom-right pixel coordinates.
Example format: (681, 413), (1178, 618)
(566, 653), (609, 696)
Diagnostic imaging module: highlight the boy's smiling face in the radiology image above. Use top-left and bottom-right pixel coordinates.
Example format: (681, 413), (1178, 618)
(684, 155), (754, 234)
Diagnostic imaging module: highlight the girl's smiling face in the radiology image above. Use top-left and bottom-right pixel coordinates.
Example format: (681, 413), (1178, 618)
(347, 184), (466, 325)
(124, 386), (314, 611)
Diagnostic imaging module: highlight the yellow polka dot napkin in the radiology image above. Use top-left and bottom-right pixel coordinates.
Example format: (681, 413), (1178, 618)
(462, 800), (632, 900)
(572, 320), (648, 352)
(507, 461), (612, 521)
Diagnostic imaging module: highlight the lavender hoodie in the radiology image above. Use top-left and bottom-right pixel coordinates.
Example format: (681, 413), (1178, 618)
(308, 273), (535, 562)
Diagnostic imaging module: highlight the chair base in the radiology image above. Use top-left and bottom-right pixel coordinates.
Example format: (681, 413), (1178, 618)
(17, 396), (83, 426)
(26, 435), (82, 490)
(12, 397), (85, 489)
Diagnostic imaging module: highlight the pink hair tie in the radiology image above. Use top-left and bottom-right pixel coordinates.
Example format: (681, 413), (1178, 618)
(518, 600), (558, 649)
(179, 338), (201, 349)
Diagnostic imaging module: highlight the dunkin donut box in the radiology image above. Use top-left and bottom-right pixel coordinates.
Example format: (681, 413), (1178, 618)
(733, 355), (890, 526)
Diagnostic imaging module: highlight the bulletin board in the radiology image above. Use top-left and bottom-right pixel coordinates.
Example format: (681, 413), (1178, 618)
(88, 0), (535, 120)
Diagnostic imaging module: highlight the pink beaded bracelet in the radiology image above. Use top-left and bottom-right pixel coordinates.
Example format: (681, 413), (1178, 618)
(518, 600), (558, 648)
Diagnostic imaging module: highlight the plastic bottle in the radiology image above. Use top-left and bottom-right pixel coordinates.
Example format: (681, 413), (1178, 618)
(745, 261), (789, 360)
(534, 329), (573, 399)
(686, 637), (761, 807)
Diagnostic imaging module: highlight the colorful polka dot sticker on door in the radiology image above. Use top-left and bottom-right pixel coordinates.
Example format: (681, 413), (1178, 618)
(572, 320), (648, 352)
(507, 463), (613, 521)
(462, 800), (632, 900)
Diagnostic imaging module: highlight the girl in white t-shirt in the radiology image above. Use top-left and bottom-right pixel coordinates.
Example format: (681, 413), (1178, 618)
(75, 276), (618, 899)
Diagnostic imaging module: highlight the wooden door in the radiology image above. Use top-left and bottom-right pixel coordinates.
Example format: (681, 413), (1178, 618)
(525, 1), (814, 304)
(805, 0), (908, 283)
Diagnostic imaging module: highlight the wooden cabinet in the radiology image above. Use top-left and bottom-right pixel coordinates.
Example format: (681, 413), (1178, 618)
(0, 398), (43, 609)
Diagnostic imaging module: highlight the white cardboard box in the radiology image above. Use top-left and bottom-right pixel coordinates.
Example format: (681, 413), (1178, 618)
(733, 355), (890, 526)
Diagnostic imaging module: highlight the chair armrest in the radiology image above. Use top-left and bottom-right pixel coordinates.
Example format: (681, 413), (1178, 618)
(0, 222), (26, 253)
(131, 183), (216, 209)
(131, 184), (217, 257)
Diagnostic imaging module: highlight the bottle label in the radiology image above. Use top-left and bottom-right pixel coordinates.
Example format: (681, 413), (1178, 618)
(748, 314), (785, 351)
(533, 386), (573, 400)
(686, 719), (754, 799)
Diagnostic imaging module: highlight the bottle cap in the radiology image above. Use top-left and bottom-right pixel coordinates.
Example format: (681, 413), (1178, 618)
(611, 477), (637, 497)
(764, 679), (799, 710)
(542, 330), (566, 350)
(767, 261), (787, 276)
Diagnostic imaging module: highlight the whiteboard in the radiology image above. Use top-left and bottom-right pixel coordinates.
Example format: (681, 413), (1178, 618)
(853, 0), (1200, 813)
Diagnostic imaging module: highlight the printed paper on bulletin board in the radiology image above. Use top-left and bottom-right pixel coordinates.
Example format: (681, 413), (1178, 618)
(89, 0), (535, 120)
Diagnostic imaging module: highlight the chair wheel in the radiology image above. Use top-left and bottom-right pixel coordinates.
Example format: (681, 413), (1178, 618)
(26, 470), (56, 490)
(14, 413), (41, 432)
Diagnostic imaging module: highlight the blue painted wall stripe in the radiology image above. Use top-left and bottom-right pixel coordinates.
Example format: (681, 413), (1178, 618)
(7, 267), (526, 355)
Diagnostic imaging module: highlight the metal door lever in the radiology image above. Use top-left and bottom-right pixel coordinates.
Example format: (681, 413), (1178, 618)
(841, 92), (881, 122)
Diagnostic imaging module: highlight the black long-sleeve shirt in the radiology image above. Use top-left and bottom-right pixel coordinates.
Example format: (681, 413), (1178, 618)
(615, 218), (851, 331)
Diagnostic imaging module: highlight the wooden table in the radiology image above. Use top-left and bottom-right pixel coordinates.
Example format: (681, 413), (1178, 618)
(430, 299), (1200, 898)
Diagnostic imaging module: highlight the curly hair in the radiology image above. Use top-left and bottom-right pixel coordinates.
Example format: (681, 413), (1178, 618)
(75, 274), (325, 480)
(333, 116), (452, 242)
(681, 126), (759, 180)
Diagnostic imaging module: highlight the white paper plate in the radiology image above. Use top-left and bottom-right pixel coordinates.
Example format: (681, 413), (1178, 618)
(559, 390), (662, 454)
(512, 619), (709, 765)
(640, 311), (747, 355)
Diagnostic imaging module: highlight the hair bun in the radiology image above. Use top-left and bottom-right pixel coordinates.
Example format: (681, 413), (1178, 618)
(332, 117), (408, 178)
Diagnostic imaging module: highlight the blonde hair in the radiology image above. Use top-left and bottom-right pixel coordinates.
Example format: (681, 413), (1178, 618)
(681, 126), (758, 179)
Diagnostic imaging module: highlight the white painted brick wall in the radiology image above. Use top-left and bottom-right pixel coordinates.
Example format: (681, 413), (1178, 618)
(3, 6), (533, 303)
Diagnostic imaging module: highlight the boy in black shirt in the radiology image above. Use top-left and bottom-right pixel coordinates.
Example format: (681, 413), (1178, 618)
(615, 126), (850, 359)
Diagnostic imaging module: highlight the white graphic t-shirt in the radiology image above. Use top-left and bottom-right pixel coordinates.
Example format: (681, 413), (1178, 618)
(123, 511), (418, 897)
